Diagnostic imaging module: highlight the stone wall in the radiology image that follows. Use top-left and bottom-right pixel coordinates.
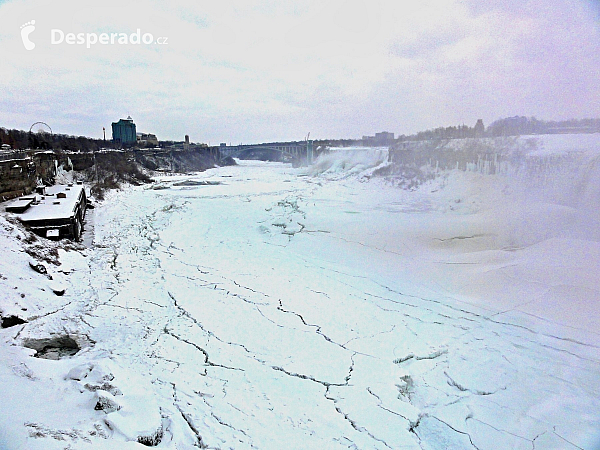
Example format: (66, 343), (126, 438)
(0, 158), (37, 200)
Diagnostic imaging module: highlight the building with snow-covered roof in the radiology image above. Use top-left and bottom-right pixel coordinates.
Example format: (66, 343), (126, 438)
(9, 184), (87, 240)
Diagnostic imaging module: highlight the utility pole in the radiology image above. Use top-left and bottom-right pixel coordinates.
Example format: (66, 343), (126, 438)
(93, 149), (98, 182)
(306, 132), (313, 165)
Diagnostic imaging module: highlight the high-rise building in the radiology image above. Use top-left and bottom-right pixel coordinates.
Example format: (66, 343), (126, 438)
(112, 116), (137, 145)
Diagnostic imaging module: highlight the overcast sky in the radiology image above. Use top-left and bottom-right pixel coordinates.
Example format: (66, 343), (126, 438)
(0, 0), (598, 143)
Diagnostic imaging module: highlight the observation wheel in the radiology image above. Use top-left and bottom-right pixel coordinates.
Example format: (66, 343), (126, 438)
(29, 122), (52, 135)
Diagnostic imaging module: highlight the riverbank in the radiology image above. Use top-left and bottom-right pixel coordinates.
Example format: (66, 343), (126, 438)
(1, 138), (599, 448)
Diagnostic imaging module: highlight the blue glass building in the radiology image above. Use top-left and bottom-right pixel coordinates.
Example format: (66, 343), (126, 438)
(111, 116), (137, 145)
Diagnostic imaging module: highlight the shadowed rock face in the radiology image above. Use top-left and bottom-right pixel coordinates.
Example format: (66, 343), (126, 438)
(22, 335), (82, 359)
(134, 148), (220, 173)
(1, 315), (27, 328)
(172, 180), (222, 187)
(137, 425), (164, 447)
(220, 156), (237, 166)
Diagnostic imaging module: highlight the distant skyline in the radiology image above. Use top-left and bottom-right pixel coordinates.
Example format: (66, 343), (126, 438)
(1, 0), (599, 143)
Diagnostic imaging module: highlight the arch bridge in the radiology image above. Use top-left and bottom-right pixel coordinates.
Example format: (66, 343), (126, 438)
(220, 142), (313, 165)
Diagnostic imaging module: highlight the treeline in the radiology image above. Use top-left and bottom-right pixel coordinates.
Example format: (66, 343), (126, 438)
(399, 123), (483, 141)
(0, 127), (117, 152)
(3, 115), (600, 153)
(485, 117), (600, 137)
(0, 127), (197, 152)
(398, 117), (600, 141)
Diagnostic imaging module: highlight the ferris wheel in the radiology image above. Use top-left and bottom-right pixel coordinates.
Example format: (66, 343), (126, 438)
(29, 122), (52, 135)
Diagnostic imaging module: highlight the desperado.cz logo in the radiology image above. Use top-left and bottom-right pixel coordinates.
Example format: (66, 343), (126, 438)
(20, 20), (168, 50)
(20, 20), (36, 50)
(52, 29), (168, 48)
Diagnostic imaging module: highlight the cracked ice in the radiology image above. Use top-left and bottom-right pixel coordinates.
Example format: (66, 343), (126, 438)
(2, 141), (600, 449)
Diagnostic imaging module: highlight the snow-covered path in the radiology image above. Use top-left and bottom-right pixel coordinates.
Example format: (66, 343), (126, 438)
(2, 147), (600, 449)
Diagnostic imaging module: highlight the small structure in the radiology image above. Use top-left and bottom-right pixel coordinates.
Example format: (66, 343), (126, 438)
(112, 116), (137, 145)
(362, 132), (395, 146)
(474, 119), (485, 137)
(137, 133), (159, 147)
(184, 135), (190, 151)
(5, 197), (34, 213)
(14, 184), (87, 240)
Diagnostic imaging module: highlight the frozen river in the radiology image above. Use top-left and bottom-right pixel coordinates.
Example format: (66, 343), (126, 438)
(2, 147), (600, 449)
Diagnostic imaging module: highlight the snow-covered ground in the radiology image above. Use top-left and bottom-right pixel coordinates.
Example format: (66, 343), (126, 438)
(1, 135), (600, 449)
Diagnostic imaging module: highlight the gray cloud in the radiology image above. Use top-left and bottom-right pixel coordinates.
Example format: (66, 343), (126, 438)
(0, 0), (598, 142)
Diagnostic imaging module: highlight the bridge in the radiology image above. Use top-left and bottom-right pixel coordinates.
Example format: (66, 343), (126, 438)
(219, 141), (314, 165)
